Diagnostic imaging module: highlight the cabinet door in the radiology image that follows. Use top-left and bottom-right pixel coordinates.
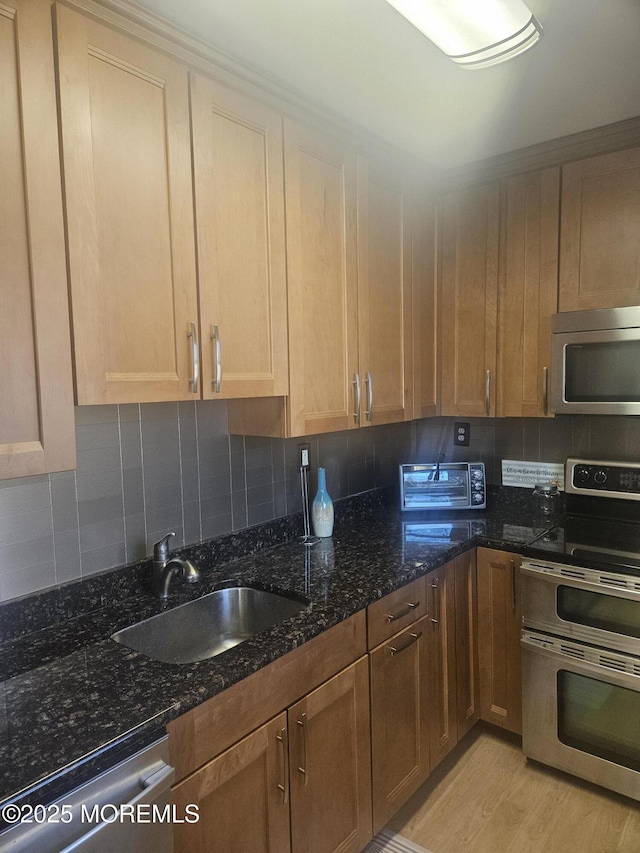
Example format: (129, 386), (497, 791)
(427, 561), (458, 770)
(0, 0), (75, 478)
(412, 192), (438, 419)
(357, 156), (413, 425)
(454, 550), (480, 740)
(288, 657), (372, 853)
(370, 615), (430, 833)
(283, 120), (359, 436)
(560, 146), (640, 311)
(55, 5), (198, 404)
(172, 712), (290, 853)
(440, 183), (500, 416)
(498, 169), (559, 418)
(190, 74), (288, 400)
(477, 547), (523, 735)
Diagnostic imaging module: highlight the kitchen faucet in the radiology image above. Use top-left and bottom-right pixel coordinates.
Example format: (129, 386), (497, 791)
(152, 532), (200, 599)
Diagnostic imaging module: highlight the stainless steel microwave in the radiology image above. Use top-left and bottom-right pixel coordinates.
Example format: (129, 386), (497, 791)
(551, 306), (640, 415)
(399, 462), (486, 511)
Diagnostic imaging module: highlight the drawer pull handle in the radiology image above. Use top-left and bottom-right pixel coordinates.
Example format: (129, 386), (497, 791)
(385, 601), (419, 623)
(365, 371), (373, 422)
(297, 713), (308, 785)
(353, 373), (361, 423)
(211, 323), (221, 393)
(485, 369), (491, 415)
(431, 579), (440, 624)
(188, 321), (199, 393)
(389, 631), (422, 656)
(276, 726), (288, 803)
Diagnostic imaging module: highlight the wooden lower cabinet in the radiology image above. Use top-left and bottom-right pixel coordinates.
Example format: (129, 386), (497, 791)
(173, 657), (371, 853)
(454, 549), (480, 740)
(427, 561), (458, 770)
(289, 657), (372, 853)
(370, 615), (430, 833)
(477, 547), (523, 734)
(172, 713), (290, 853)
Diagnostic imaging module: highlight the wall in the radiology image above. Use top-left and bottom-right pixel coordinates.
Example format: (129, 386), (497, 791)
(2, 405), (640, 603)
(0, 403), (412, 602)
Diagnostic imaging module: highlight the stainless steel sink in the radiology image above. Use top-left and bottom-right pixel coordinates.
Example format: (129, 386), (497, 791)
(111, 587), (308, 664)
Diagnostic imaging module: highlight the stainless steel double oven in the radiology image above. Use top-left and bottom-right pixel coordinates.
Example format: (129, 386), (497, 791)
(521, 458), (640, 801)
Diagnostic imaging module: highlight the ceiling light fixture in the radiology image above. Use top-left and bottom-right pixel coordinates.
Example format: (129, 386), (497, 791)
(385, 0), (542, 69)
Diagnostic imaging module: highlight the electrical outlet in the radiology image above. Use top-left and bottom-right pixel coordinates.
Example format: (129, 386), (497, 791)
(299, 442), (311, 469)
(454, 422), (470, 447)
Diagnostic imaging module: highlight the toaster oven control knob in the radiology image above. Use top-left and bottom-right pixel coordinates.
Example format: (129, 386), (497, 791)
(594, 469), (608, 485)
(472, 492), (483, 502)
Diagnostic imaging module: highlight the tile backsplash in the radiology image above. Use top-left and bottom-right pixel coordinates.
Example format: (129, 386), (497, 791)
(1, 405), (640, 603)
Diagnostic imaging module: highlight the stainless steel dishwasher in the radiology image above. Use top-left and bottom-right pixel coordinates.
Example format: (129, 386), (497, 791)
(0, 737), (175, 852)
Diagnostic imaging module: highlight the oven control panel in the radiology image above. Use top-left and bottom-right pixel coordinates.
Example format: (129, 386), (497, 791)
(566, 458), (640, 500)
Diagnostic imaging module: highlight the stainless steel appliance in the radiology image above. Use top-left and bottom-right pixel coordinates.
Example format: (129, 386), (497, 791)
(522, 458), (640, 801)
(399, 462), (486, 510)
(0, 737), (175, 852)
(551, 306), (640, 415)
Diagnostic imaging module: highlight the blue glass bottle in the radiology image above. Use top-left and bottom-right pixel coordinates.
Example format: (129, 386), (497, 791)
(311, 467), (334, 537)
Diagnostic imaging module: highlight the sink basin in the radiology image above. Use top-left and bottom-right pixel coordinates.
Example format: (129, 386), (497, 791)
(112, 586), (308, 664)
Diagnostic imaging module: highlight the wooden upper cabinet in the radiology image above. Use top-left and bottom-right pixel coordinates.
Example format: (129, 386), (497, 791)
(282, 120), (360, 436)
(190, 74), (288, 400)
(0, 0), (75, 479)
(356, 156), (413, 425)
(412, 192), (438, 419)
(498, 168), (560, 418)
(560, 146), (640, 311)
(55, 4), (198, 404)
(440, 182), (500, 417)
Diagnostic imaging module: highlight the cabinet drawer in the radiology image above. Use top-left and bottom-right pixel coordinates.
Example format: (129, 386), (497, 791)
(367, 576), (426, 649)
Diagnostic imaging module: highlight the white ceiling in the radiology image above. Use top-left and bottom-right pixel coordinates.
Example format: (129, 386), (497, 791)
(136, 0), (640, 169)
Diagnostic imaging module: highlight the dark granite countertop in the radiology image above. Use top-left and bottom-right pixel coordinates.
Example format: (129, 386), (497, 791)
(0, 486), (557, 819)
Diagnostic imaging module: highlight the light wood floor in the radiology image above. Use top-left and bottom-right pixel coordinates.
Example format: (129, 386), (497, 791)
(386, 724), (640, 853)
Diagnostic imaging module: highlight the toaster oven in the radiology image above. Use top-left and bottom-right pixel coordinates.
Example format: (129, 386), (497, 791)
(399, 462), (486, 511)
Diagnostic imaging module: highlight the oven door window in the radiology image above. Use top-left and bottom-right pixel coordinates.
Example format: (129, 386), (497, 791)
(557, 671), (640, 772)
(557, 585), (640, 639)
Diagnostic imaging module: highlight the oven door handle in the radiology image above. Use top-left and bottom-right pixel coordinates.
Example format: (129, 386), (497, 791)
(521, 563), (640, 603)
(521, 633), (640, 691)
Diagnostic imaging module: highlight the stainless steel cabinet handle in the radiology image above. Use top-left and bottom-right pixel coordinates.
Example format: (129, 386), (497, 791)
(188, 322), (199, 393)
(389, 631), (422, 656)
(211, 324), (221, 393)
(510, 559), (517, 612)
(353, 373), (361, 424)
(297, 713), (308, 785)
(542, 366), (549, 416)
(276, 726), (289, 803)
(365, 371), (373, 422)
(485, 369), (491, 415)
(431, 578), (440, 625)
(385, 601), (419, 623)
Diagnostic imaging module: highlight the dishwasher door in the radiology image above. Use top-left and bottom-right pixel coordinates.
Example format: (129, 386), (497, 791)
(1, 737), (175, 853)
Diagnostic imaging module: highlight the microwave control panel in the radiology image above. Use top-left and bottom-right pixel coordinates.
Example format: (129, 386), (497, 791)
(566, 458), (640, 499)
